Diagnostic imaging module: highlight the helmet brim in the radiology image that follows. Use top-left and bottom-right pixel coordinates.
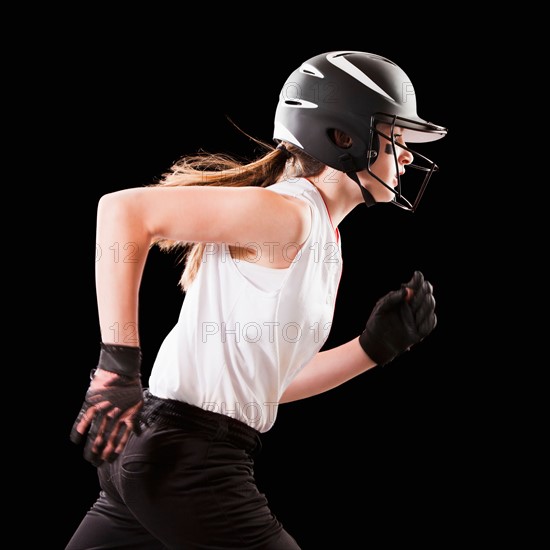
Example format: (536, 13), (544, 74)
(375, 113), (447, 143)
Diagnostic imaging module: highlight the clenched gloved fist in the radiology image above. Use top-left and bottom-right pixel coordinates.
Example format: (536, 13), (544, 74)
(70, 343), (143, 466)
(359, 271), (437, 366)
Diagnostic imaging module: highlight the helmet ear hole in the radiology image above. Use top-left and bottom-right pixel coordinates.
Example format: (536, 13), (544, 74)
(328, 129), (353, 149)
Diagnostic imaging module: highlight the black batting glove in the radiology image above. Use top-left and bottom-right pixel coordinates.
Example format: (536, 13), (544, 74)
(70, 343), (144, 467)
(359, 271), (437, 365)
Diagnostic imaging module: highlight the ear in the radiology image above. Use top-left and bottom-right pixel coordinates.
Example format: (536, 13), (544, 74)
(328, 129), (353, 149)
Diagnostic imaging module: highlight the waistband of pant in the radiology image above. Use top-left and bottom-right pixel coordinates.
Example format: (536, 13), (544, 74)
(140, 389), (262, 454)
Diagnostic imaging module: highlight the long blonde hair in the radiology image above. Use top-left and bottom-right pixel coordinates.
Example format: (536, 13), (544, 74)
(153, 137), (325, 290)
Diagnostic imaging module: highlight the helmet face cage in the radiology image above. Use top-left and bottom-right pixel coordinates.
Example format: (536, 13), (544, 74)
(367, 114), (440, 212)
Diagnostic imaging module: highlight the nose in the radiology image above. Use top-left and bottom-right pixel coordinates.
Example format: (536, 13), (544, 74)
(399, 146), (414, 166)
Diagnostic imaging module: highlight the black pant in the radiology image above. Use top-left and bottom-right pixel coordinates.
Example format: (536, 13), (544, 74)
(66, 392), (300, 549)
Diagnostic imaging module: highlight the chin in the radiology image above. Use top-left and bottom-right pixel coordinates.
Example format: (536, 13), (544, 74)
(374, 191), (396, 204)
(369, 180), (397, 203)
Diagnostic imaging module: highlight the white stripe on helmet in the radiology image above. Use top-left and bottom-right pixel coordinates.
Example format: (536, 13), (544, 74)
(326, 51), (396, 102)
(273, 121), (303, 147)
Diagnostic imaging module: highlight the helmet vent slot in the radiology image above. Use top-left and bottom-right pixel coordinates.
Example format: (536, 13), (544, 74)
(299, 63), (324, 78)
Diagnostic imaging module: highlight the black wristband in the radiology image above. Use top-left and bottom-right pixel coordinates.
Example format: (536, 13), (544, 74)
(358, 333), (393, 366)
(97, 342), (142, 378)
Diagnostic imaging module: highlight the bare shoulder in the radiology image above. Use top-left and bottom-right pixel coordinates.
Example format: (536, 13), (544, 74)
(238, 187), (311, 245)
(233, 187), (312, 266)
(102, 185), (311, 253)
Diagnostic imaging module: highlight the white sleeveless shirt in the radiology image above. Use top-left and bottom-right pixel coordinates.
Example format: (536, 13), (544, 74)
(148, 178), (343, 432)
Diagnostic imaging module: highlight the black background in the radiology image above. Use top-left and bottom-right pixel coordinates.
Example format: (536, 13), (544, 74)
(36, 16), (491, 549)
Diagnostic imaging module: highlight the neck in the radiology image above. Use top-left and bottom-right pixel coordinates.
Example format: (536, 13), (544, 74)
(308, 167), (363, 226)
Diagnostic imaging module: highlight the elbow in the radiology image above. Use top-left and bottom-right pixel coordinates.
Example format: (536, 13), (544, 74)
(97, 189), (129, 215)
(96, 189), (151, 241)
(97, 189), (142, 223)
(97, 191), (130, 237)
(97, 191), (129, 231)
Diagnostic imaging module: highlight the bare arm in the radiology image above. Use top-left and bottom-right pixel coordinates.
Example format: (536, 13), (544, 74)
(279, 337), (376, 403)
(95, 192), (151, 344)
(280, 273), (438, 404)
(96, 185), (310, 343)
(72, 184), (309, 465)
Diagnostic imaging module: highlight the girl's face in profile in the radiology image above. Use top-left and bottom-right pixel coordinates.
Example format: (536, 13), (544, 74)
(358, 124), (413, 203)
